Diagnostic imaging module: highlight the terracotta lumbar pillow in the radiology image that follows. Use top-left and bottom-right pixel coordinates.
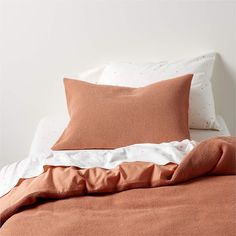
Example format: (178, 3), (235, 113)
(52, 74), (193, 150)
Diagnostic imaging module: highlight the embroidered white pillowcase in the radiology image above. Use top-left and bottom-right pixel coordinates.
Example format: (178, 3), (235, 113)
(98, 53), (219, 130)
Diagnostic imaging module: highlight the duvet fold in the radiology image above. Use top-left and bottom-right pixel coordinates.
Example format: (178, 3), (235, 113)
(0, 136), (235, 228)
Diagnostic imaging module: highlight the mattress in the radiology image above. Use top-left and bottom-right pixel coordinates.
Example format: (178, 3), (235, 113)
(28, 115), (230, 156)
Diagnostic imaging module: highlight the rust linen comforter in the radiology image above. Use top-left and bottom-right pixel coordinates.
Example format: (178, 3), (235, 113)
(0, 137), (236, 235)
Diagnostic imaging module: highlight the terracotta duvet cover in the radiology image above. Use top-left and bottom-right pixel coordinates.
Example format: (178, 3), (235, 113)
(0, 137), (236, 236)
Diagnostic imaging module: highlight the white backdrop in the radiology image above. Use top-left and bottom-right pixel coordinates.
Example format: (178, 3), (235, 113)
(0, 0), (236, 168)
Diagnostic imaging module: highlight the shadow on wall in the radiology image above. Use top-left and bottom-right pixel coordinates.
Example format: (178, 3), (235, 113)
(212, 54), (236, 135)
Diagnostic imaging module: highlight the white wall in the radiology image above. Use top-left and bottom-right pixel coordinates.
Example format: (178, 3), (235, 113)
(0, 0), (235, 168)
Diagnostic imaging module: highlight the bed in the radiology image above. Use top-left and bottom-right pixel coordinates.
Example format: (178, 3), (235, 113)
(0, 135), (235, 235)
(0, 53), (235, 236)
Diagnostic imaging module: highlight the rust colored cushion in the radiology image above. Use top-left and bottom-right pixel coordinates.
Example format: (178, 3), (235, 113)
(52, 74), (193, 150)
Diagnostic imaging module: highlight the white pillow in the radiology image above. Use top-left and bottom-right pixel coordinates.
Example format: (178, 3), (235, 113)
(78, 65), (105, 83)
(98, 53), (219, 130)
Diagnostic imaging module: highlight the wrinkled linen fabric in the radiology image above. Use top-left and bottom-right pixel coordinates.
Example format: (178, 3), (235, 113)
(52, 75), (192, 150)
(0, 136), (235, 236)
(0, 139), (196, 197)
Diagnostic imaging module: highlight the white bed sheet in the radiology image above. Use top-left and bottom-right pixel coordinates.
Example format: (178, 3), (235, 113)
(190, 115), (230, 141)
(1, 139), (196, 197)
(28, 115), (230, 156)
